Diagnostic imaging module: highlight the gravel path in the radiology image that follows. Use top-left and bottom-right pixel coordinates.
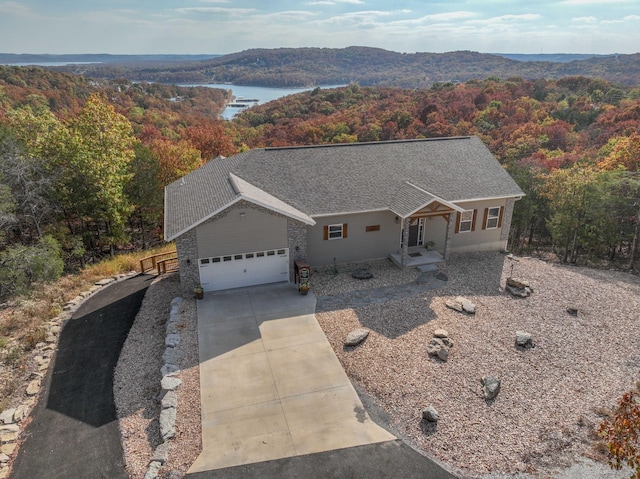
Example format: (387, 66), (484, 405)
(114, 273), (201, 479)
(314, 253), (639, 478)
(113, 254), (639, 478)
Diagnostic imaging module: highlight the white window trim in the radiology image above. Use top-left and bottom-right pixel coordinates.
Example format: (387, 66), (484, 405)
(486, 207), (500, 230)
(459, 210), (474, 233)
(328, 223), (344, 240)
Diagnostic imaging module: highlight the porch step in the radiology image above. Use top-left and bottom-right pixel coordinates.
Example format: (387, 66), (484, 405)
(417, 263), (439, 273)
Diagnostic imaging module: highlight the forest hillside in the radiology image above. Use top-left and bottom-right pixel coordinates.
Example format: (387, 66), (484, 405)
(51, 46), (640, 87)
(1, 66), (640, 304)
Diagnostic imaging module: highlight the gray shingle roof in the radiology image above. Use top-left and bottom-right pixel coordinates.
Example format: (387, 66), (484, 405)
(164, 136), (524, 240)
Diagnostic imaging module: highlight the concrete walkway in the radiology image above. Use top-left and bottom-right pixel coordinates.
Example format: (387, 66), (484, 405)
(188, 283), (395, 474)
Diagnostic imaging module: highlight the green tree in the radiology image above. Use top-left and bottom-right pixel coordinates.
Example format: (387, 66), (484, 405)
(539, 165), (597, 263)
(52, 94), (136, 253)
(126, 143), (164, 248)
(0, 235), (64, 301)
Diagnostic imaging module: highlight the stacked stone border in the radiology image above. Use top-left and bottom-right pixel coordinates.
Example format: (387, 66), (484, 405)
(144, 296), (184, 479)
(0, 271), (139, 479)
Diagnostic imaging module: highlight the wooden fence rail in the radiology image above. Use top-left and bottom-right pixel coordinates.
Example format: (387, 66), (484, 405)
(157, 257), (179, 275)
(139, 251), (177, 273)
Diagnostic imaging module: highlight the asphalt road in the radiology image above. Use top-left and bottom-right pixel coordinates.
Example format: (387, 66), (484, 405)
(186, 440), (458, 479)
(10, 274), (152, 479)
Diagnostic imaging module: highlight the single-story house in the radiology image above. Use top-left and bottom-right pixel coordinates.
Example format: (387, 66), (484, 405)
(164, 136), (524, 292)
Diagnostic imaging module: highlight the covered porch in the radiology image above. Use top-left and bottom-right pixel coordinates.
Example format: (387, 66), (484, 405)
(388, 182), (466, 269)
(389, 246), (445, 271)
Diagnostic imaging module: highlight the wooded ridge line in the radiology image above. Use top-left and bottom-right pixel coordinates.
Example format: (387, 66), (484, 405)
(42, 46), (640, 87)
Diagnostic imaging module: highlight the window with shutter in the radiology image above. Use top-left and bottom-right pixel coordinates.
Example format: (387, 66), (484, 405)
(484, 206), (502, 229)
(325, 223), (347, 240)
(457, 210), (474, 233)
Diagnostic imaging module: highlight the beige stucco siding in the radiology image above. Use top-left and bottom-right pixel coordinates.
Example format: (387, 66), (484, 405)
(423, 215), (450, 252)
(449, 199), (509, 253)
(307, 211), (400, 267)
(195, 202), (287, 258)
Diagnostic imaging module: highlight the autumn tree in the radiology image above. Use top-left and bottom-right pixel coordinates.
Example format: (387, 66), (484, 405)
(183, 121), (237, 160)
(599, 386), (640, 478)
(150, 138), (202, 187)
(51, 94), (136, 254)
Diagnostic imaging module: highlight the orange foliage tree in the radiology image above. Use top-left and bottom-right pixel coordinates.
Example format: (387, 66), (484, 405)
(150, 138), (203, 187)
(598, 388), (640, 478)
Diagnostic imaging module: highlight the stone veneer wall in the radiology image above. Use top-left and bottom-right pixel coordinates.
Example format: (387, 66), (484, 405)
(444, 213), (456, 259)
(287, 218), (308, 278)
(175, 229), (199, 293)
(175, 200), (306, 292)
(500, 197), (516, 244)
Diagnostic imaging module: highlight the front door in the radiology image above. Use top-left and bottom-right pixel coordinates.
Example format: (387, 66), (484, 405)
(408, 218), (424, 247)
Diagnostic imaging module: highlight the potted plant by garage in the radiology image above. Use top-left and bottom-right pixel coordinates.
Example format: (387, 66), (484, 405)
(194, 285), (204, 300)
(299, 283), (310, 296)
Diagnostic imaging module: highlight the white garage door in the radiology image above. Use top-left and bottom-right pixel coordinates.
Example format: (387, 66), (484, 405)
(198, 248), (290, 292)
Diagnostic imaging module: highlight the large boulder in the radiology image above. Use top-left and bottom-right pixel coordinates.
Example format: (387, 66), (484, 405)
(422, 405), (439, 422)
(506, 277), (533, 298)
(481, 376), (501, 400)
(515, 331), (535, 349)
(351, 268), (373, 280)
(345, 328), (369, 347)
(445, 296), (476, 314)
(427, 336), (451, 361)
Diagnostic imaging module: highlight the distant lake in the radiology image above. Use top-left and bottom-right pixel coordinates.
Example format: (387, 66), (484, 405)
(4, 62), (101, 67)
(180, 83), (344, 120)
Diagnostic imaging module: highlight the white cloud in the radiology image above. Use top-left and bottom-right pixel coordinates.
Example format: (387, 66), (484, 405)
(0, 1), (34, 15)
(490, 14), (542, 22)
(572, 16), (597, 23)
(560, 0), (633, 4)
(175, 7), (256, 15)
(262, 10), (317, 21)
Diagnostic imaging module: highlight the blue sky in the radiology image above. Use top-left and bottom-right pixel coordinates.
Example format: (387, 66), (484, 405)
(0, 0), (638, 55)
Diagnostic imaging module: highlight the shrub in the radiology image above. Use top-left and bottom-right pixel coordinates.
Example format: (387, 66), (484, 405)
(599, 388), (640, 478)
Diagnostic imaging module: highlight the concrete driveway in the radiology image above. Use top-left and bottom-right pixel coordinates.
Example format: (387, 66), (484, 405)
(188, 283), (395, 474)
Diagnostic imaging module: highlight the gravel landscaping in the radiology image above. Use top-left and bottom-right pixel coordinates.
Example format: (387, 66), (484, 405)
(113, 252), (639, 478)
(114, 274), (201, 479)
(314, 252), (639, 478)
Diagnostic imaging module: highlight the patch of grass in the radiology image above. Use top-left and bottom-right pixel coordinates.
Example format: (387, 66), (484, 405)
(0, 336), (7, 349)
(23, 327), (46, 350)
(4, 346), (24, 368)
(0, 377), (18, 411)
